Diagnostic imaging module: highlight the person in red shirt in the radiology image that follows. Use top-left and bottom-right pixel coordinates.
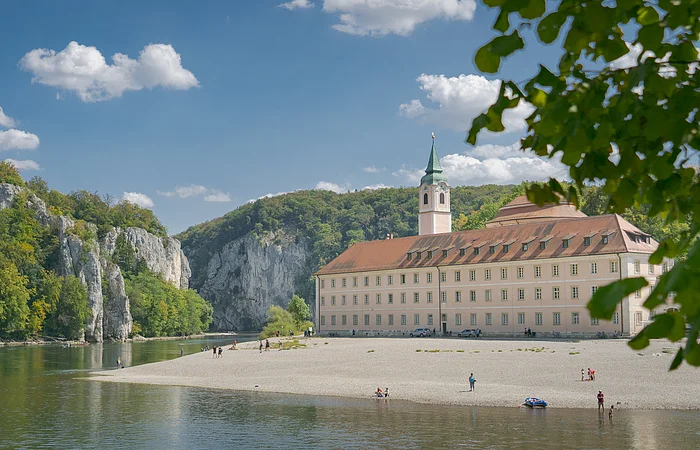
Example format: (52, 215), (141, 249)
(597, 391), (605, 410)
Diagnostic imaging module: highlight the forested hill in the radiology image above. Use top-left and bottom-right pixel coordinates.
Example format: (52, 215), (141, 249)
(176, 183), (689, 331)
(176, 185), (518, 287)
(0, 162), (212, 341)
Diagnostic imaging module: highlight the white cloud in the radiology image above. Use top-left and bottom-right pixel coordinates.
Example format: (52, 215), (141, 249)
(0, 107), (16, 128)
(204, 191), (232, 202)
(363, 183), (390, 190)
(3, 159), (41, 171)
(19, 41), (199, 102)
(158, 184), (208, 198)
(322, 0), (475, 36)
(610, 42), (699, 78)
(0, 129), (41, 151)
(400, 74), (534, 133)
(393, 142), (568, 185)
(315, 181), (349, 193)
(362, 165), (384, 173)
(246, 191), (295, 204)
(121, 192), (154, 208)
(280, 0), (314, 10)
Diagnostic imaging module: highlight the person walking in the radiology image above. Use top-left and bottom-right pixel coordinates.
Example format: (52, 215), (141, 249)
(259, 341), (263, 353)
(218, 347), (223, 358)
(265, 339), (270, 351)
(180, 347), (184, 357)
(213, 346), (217, 358)
(469, 373), (476, 392)
(597, 391), (605, 410)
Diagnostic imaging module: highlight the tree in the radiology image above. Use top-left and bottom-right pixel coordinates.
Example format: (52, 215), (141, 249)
(469, 0), (700, 368)
(0, 262), (31, 337)
(0, 161), (24, 186)
(287, 294), (310, 326)
(48, 275), (89, 340)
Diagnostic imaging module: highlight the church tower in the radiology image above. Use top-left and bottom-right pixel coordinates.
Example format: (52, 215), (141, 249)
(418, 133), (451, 235)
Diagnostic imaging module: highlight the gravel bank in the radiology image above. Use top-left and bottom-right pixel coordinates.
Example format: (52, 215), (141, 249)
(89, 337), (700, 410)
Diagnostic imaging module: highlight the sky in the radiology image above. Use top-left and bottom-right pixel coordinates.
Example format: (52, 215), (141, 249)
(0, 0), (577, 233)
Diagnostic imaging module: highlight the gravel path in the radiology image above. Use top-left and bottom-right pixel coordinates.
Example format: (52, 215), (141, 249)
(89, 337), (700, 410)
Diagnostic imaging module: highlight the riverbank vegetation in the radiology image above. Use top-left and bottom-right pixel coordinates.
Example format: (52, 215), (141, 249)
(259, 295), (313, 339)
(0, 162), (211, 340)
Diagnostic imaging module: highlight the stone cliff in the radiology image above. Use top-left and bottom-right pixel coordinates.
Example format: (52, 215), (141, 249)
(192, 231), (310, 331)
(0, 183), (192, 341)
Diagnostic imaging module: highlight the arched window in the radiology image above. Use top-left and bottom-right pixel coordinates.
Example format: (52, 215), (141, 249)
(423, 193), (428, 205)
(439, 193), (445, 204)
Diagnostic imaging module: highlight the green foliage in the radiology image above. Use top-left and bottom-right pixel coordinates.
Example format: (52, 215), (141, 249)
(470, 0), (700, 368)
(178, 185), (516, 301)
(259, 302), (314, 339)
(45, 275), (89, 340)
(0, 162), (25, 186)
(126, 271), (213, 337)
(0, 262), (31, 338)
(287, 294), (311, 326)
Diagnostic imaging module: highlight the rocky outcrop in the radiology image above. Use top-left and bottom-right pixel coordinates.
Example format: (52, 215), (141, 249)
(0, 183), (192, 342)
(101, 259), (132, 340)
(56, 216), (104, 342)
(0, 183), (22, 210)
(197, 231), (309, 330)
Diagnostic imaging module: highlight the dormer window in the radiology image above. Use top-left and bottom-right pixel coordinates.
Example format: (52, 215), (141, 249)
(601, 230), (614, 245)
(522, 243), (529, 251)
(584, 237), (591, 246)
(407, 253), (412, 261)
(562, 239), (570, 249)
(602, 236), (609, 244)
(416, 251), (422, 259)
(459, 248), (465, 256)
(489, 245), (496, 254)
(539, 241), (546, 250)
(442, 250), (448, 258)
(427, 250), (433, 258)
(474, 247), (480, 256)
(503, 244), (510, 253)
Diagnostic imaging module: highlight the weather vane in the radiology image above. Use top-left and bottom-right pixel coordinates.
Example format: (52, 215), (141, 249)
(432, 132), (435, 141)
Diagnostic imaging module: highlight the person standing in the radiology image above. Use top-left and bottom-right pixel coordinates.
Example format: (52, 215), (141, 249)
(265, 339), (270, 351)
(581, 369), (585, 382)
(597, 391), (605, 410)
(608, 405), (614, 421)
(469, 373), (476, 392)
(218, 347), (223, 358)
(117, 356), (121, 368)
(259, 341), (263, 353)
(213, 346), (217, 358)
(180, 347), (184, 357)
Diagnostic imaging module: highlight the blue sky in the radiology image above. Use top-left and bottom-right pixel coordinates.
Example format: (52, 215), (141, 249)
(0, 0), (570, 233)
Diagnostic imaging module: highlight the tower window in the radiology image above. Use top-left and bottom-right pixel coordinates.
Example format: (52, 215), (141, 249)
(439, 193), (445, 204)
(423, 193), (428, 205)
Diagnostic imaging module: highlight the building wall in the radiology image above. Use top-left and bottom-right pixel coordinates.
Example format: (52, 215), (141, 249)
(316, 253), (671, 337)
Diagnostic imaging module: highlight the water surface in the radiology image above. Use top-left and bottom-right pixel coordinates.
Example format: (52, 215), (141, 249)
(1, 337), (698, 449)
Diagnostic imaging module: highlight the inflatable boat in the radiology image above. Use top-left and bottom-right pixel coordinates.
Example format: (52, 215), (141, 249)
(524, 397), (548, 408)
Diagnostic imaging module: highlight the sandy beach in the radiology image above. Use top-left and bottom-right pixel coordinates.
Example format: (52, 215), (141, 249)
(89, 337), (700, 410)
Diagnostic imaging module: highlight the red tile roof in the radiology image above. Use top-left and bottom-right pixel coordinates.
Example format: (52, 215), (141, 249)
(486, 196), (587, 227)
(315, 214), (657, 276)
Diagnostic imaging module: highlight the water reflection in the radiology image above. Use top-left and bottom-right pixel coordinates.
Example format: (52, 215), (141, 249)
(1, 337), (699, 449)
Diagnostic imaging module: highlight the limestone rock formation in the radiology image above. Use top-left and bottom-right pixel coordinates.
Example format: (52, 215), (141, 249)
(56, 216), (104, 342)
(196, 231), (309, 330)
(0, 183), (192, 342)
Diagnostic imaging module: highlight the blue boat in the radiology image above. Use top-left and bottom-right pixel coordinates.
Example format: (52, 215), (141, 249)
(524, 397), (548, 408)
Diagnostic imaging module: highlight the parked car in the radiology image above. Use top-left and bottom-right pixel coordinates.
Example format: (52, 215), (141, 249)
(457, 329), (477, 338)
(410, 328), (431, 337)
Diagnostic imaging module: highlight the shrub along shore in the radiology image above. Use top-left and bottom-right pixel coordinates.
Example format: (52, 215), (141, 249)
(90, 337), (700, 410)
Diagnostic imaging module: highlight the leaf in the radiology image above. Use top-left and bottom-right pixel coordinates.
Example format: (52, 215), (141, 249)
(475, 45), (501, 73)
(636, 6), (660, 25)
(588, 277), (648, 319)
(518, 0), (546, 20)
(637, 24), (663, 53)
(475, 32), (525, 73)
(494, 10), (510, 33)
(467, 113), (490, 145)
(669, 348), (684, 370)
(537, 12), (567, 44)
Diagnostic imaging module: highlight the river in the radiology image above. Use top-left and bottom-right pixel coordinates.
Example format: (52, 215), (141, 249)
(1, 337), (699, 449)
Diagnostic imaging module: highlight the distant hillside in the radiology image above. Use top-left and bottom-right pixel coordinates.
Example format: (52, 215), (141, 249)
(176, 185), (519, 330)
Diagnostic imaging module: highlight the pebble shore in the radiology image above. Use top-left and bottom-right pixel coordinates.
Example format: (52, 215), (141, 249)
(89, 337), (700, 410)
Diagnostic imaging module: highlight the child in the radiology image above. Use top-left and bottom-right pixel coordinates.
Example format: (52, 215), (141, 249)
(581, 369), (585, 382)
(609, 405), (614, 421)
